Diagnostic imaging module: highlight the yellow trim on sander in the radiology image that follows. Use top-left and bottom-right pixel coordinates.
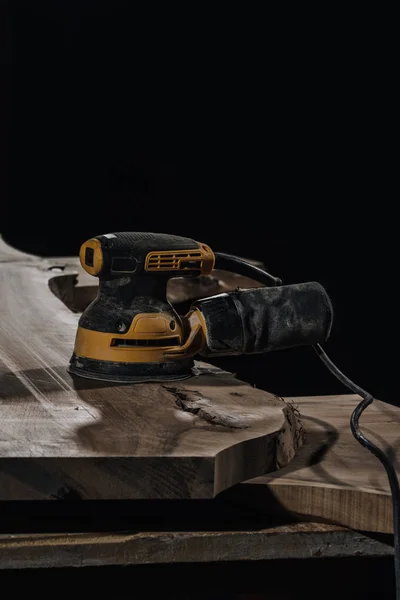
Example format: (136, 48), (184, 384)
(74, 327), (180, 363)
(145, 244), (215, 275)
(74, 312), (182, 363)
(79, 238), (104, 276)
(74, 310), (207, 363)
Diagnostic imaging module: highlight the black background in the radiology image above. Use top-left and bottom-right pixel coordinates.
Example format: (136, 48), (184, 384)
(1, 2), (395, 402)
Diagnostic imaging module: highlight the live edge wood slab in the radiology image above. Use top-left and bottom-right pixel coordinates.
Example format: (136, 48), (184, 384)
(2, 237), (400, 537)
(0, 237), (302, 500)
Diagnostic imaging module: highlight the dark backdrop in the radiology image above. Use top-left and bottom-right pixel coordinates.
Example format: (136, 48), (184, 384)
(1, 3), (395, 402)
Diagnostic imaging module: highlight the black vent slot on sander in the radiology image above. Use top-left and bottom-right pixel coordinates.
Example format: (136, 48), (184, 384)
(110, 337), (180, 347)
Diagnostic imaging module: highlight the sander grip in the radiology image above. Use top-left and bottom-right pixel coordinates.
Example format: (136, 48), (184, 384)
(193, 282), (333, 356)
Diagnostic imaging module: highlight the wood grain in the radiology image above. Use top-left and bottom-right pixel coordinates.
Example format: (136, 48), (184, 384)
(0, 237), (301, 500)
(0, 522), (392, 570)
(238, 394), (400, 533)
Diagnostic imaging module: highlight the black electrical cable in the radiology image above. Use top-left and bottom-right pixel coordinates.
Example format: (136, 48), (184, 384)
(214, 252), (282, 287)
(224, 254), (400, 597)
(313, 343), (400, 600)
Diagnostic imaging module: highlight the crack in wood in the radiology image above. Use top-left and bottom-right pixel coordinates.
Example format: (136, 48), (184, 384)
(166, 387), (249, 430)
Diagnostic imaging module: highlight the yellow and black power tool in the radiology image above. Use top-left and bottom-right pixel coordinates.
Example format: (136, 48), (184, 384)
(68, 231), (333, 383)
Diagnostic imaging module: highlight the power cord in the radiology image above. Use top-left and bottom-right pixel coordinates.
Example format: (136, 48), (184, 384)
(214, 252), (282, 287)
(313, 343), (400, 600)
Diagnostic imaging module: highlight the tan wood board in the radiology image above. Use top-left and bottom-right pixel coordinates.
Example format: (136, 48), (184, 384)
(0, 237), (301, 500)
(240, 393), (400, 533)
(0, 522), (392, 570)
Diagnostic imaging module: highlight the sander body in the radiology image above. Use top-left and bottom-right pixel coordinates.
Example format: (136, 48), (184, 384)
(69, 231), (333, 383)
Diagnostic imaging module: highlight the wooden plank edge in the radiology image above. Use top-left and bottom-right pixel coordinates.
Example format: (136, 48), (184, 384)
(0, 523), (392, 570)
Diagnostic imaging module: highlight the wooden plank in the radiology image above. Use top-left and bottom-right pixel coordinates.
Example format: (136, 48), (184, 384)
(0, 237), (302, 500)
(0, 522), (392, 570)
(239, 394), (400, 533)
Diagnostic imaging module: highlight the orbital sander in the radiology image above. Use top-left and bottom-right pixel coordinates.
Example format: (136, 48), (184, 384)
(68, 231), (332, 383)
